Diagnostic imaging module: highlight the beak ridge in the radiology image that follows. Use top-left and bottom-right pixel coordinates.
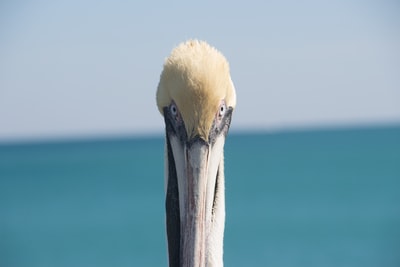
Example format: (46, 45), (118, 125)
(181, 139), (210, 266)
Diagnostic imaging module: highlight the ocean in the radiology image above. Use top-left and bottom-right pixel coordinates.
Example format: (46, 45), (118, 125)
(1, 126), (399, 267)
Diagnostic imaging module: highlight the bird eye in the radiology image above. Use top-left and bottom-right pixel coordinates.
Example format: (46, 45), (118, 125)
(218, 102), (226, 118)
(170, 103), (178, 116)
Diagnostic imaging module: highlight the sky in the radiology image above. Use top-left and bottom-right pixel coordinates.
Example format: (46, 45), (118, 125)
(1, 0), (399, 142)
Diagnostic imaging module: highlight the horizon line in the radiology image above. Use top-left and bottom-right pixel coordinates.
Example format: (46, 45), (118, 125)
(1, 121), (399, 146)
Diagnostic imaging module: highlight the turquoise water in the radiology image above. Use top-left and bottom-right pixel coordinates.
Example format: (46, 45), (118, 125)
(1, 126), (399, 267)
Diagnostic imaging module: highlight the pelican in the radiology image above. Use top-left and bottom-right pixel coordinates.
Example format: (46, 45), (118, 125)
(156, 40), (236, 267)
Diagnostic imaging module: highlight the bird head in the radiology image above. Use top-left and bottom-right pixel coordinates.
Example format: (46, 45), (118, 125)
(157, 40), (236, 266)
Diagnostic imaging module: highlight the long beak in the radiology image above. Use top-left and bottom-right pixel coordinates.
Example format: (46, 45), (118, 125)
(182, 139), (210, 266)
(166, 135), (225, 266)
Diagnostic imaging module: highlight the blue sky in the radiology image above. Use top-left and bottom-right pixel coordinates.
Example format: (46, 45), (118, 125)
(1, 0), (399, 141)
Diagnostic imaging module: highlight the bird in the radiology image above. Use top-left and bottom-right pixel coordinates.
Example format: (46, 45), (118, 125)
(156, 40), (236, 267)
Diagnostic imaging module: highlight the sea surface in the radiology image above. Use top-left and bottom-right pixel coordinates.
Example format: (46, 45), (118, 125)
(1, 126), (399, 267)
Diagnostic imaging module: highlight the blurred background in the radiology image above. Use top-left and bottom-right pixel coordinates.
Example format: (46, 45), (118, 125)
(1, 0), (399, 266)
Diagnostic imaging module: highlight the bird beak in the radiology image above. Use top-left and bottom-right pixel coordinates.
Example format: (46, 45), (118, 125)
(167, 134), (225, 266)
(183, 139), (211, 266)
